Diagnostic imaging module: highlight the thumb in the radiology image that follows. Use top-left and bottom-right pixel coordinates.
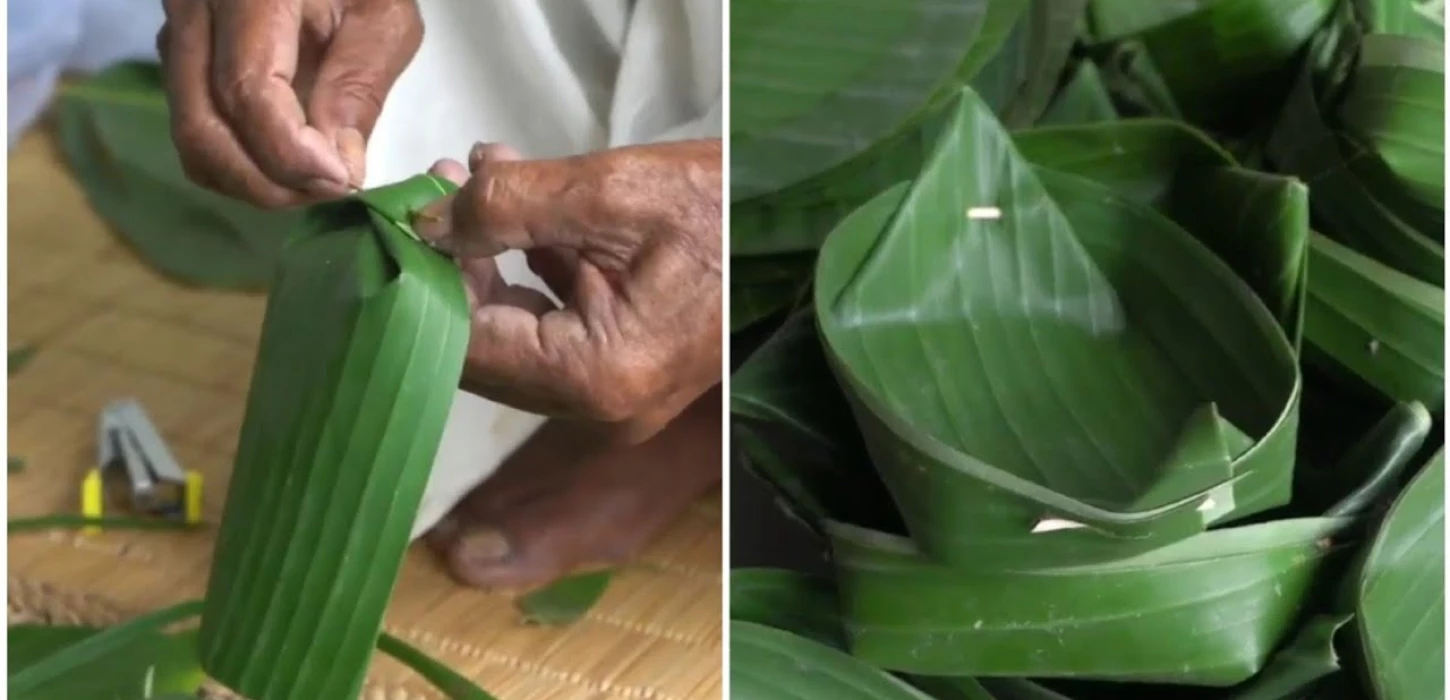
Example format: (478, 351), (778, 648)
(307, 1), (424, 187)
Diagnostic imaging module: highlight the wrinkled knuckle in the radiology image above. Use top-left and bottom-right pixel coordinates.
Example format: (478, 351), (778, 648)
(213, 73), (261, 117)
(588, 359), (659, 424)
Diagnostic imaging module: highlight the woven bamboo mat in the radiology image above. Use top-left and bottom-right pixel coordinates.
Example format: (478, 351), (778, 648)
(6, 130), (723, 700)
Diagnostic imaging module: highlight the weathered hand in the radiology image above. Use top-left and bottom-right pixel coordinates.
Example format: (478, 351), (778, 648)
(157, 0), (422, 208)
(419, 141), (722, 444)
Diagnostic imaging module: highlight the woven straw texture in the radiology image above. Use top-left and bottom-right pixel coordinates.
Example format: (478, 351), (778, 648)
(7, 130), (723, 700)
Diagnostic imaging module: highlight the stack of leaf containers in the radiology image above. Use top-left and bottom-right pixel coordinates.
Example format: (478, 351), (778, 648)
(729, 0), (1443, 696)
(196, 176), (471, 699)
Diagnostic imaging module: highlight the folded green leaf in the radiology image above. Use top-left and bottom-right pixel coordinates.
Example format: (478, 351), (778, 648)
(729, 568), (844, 647)
(1361, 0), (1445, 38)
(1344, 449), (1444, 700)
(815, 88), (1299, 570)
(1268, 35), (1443, 285)
(1088, 0), (1337, 130)
(730, 0), (999, 199)
(1335, 35), (1445, 208)
(54, 63), (306, 289)
(731, 620), (935, 700)
(1038, 61), (1119, 127)
(1301, 234), (1444, 409)
(1227, 614), (1353, 700)
(8, 624), (204, 700)
(825, 397), (1423, 685)
(198, 175), (471, 700)
(8, 601), (204, 697)
(516, 570), (612, 626)
(828, 516), (1344, 685)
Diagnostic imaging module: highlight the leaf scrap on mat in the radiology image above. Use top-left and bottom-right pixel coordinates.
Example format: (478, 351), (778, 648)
(515, 570), (613, 626)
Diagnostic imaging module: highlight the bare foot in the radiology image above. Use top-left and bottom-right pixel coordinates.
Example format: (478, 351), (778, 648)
(426, 386), (721, 589)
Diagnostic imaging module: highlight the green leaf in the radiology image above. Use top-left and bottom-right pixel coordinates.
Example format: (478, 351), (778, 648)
(731, 309), (901, 533)
(1302, 233), (1444, 409)
(7, 516), (201, 533)
(1318, 401), (1432, 518)
(53, 63), (306, 289)
(1362, 0), (1445, 40)
(980, 0), (1092, 128)
(1015, 118), (1235, 207)
(1088, 0), (1338, 130)
(911, 677), (1074, 700)
(375, 632), (499, 700)
(9, 457), (25, 473)
(1226, 614), (1353, 700)
(1347, 449), (1444, 700)
(8, 601), (205, 697)
(730, 0), (1000, 199)
(1335, 34), (1445, 209)
(1164, 166), (1311, 348)
(1037, 61), (1119, 127)
(729, 568), (844, 647)
(8, 345), (37, 375)
(1268, 37), (1444, 285)
(827, 517), (1346, 685)
(730, 620), (935, 700)
(515, 570), (612, 626)
(197, 175), (471, 700)
(730, 253), (815, 329)
(814, 88), (1299, 570)
(8, 625), (204, 700)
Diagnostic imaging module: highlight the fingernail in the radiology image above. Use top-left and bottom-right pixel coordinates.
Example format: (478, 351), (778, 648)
(336, 128), (367, 188)
(457, 526), (512, 567)
(468, 142), (489, 170)
(412, 201), (452, 242)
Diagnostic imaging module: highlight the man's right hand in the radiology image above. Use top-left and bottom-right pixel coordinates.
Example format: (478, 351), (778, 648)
(157, 0), (423, 209)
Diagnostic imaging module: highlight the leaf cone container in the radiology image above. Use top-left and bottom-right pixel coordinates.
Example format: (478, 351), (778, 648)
(197, 175), (470, 699)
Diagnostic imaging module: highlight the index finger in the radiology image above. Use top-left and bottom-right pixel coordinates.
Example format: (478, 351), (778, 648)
(209, 0), (351, 193)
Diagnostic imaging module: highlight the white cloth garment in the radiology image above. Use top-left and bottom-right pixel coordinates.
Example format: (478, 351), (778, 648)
(363, 0), (722, 539)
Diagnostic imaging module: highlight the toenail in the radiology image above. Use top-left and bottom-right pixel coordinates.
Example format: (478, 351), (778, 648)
(457, 527), (512, 566)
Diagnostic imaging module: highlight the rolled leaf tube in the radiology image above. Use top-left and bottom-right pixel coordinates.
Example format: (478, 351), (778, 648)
(198, 175), (470, 699)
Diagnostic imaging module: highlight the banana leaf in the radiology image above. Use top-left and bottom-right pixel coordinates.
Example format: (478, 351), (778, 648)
(1226, 615), (1353, 700)
(731, 620), (935, 700)
(8, 601), (205, 697)
(814, 88), (1300, 570)
(1086, 0), (1337, 130)
(1267, 32), (1444, 286)
(53, 62), (304, 289)
(1341, 449), (1444, 700)
(1358, 0), (1445, 41)
(7, 624), (204, 700)
(732, 310), (902, 533)
(1037, 61), (1118, 127)
(1334, 34), (1445, 210)
(973, 0), (1091, 129)
(1301, 234), (1444, 409)
(730, 252), (815, 330)
(730, 568), (845, 647)
(197, 175), (471, 700)
(824, 399), (1426, 685)
(730, 0), (999, 199)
